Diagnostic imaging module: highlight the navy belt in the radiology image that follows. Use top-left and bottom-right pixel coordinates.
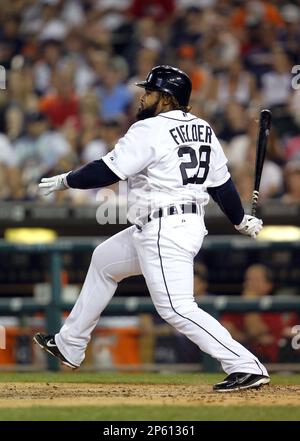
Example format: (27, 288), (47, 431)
(136, 203), (199, 230)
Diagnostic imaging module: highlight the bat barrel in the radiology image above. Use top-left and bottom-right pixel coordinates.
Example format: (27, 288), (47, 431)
(252, 110), (272, 210)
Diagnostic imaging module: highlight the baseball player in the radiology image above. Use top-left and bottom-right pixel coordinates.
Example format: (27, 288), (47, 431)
(34, 65), (270, 392)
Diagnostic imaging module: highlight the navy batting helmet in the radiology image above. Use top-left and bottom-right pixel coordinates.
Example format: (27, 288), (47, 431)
(135, 65), (192, 107)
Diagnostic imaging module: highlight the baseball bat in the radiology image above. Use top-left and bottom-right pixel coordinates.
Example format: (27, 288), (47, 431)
(251, 109), (272, 216)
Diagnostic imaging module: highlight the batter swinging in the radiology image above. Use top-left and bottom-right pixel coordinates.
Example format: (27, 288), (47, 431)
(34, 66), (270, 392)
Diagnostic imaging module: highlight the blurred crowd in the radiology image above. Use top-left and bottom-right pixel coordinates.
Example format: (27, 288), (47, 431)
(221, 263), (299, 363)
(1, 0), (300, 204)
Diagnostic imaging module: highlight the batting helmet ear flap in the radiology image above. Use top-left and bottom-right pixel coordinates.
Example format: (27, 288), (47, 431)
(136, 65), (192, 107)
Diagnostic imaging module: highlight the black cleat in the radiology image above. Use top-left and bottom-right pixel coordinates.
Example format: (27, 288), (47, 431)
(213, 373), (270, 392)
(33, 333), (78, 369)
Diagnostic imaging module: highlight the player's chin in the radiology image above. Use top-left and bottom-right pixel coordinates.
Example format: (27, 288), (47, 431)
(136, 105), (156, 121)
(136, 107), (144, 120)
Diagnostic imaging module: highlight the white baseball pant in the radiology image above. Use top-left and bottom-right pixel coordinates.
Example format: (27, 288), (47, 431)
(55, 212), (268, 376)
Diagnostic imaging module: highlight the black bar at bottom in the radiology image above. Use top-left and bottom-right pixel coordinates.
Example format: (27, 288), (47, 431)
(0, 421), (296, 438)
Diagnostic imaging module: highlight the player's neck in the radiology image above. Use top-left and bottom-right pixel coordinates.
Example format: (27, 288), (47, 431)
(155, 104), (176, 116)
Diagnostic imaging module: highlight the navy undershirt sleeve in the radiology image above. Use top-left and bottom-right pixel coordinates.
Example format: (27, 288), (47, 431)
(207, 177), (244, 225)
(66, 159), (120, 189)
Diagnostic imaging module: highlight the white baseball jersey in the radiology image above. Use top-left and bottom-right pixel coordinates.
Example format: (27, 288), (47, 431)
(102, 110), (230, 224)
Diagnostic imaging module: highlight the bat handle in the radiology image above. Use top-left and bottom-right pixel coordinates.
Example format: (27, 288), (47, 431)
(251, 190), (259, 216)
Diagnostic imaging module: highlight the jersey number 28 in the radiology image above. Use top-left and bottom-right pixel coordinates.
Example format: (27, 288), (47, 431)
(178, 145), (211, 185)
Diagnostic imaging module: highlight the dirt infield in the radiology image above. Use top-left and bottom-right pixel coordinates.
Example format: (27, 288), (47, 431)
(0, 383), (299, 408)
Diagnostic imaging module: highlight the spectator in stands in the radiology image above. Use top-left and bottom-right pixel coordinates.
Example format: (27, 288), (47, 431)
(0, 133), (16, 168)
(37, 0), (68, 43)
(221, 264), (298, 363)
(0, 133), (17, 200)
(81, 119), (123, 163)
(171, 5), (203, 49)
(39, 63), (79, 128)
(128, 0), (176, 23)
(284, 89), (300, 160)
(4, 105), (25, 142)
(0, 164), (10, 200)
(86, 48), (110, 88)
(96, 59), (132, 122)
(128, 46), (160, 93)
(125, 17), (162, 73)
(0, 12), (23, 70)
(5, 166), (30, 201)
(102, 119), (125, 151)
(217, 102), (249, 168)
(200, 10), (240, 74)
(33, 39), (63, 96)
(176, 44), (209, 97)
(284, 132), (300, 163)
(260, 47), (292, 119)
(75, 91), (103, 160)
(7, 66), (36, 112)
(279, 3), (300, 64)
(205, 58), (258, 115)
(62, 31), (96, 95)
(79, 111), (101, 156)
(243, 22), (277, 82)
(14, 111), (71, 185)
(281, 161), (300, 204)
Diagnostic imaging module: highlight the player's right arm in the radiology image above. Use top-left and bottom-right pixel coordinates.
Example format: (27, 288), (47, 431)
(39, 159), (120, 195)
(39, 120), (158, 195)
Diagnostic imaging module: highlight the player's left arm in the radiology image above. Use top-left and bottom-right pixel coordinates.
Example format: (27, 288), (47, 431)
(207, 178), (263, 238)
(206, 130), (262, 238)
(207, 177), (244, 225)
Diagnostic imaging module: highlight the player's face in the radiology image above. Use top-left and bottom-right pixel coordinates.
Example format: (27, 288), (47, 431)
(136, 89), (161, 120)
